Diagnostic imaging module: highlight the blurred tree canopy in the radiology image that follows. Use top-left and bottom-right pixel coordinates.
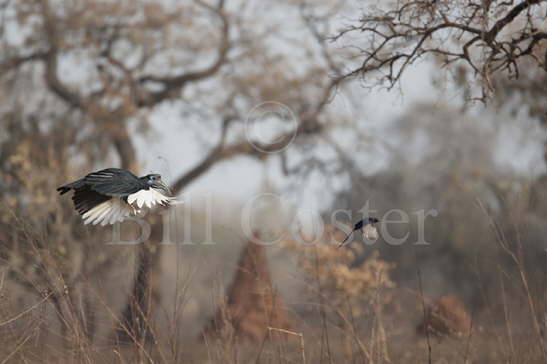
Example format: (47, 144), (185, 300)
(331, 101), (547, 310)
(0, 0), (351, 342)
(332, 0), (547, 163)
(326, 1), (547, 345)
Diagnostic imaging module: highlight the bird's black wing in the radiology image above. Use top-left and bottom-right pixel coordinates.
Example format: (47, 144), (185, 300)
(72, 185), (111, 215)
(57, 178), (85, 195)
(83, 168), (146, 197)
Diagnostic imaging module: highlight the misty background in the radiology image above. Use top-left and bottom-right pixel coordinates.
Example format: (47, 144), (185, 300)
(1, 0), (546, 363)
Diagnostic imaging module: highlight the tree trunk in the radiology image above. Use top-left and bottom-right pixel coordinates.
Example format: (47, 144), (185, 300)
(116, 240), (160, 343)
(110, 128), (162, 344)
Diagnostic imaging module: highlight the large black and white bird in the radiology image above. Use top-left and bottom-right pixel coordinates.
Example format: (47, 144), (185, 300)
(57, 168), (173, 226)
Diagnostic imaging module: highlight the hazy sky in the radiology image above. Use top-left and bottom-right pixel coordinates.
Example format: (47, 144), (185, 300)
(137, 61), (439, 203)
(137, 54), (544, 215)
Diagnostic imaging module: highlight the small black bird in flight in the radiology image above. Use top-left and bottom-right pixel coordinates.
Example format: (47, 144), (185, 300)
(338, 217), (380, 247)
(57, 168), (173, 226)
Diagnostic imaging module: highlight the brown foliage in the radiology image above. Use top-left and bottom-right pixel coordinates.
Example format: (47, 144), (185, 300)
(282, 225), (395, 317)
(417, 294), (471, 338)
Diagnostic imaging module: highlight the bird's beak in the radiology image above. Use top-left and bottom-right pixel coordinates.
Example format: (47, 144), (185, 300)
(155, 179), (172, 196)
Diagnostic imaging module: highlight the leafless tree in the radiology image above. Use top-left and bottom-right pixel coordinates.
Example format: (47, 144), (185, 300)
(333, 0), (546, 100)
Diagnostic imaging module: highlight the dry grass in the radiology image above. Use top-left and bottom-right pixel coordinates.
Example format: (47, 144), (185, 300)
(0, 216), (546, 364)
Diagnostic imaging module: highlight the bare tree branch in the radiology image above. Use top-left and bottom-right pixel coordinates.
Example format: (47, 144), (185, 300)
(485, 0), (544, 43)
(40, 0), (84, 109)
(0, 52), (46, 74)
(137, 0), (230, 107)
(334, 0), (547, 98)
(171, 115), (236, 193)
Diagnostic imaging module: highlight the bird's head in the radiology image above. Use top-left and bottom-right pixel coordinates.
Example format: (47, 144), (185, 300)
(145, 174), (172, 196)
(368, 217), (380, 224)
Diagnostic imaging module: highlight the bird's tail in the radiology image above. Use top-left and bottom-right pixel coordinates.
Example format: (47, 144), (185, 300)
(338, 231), (353, 248)
(57, 179), (83, 195)
(57, 186), (71, 195)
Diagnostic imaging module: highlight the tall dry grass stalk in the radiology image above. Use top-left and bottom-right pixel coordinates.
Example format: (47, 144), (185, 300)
(476, 198), (547, 360)
(282, 225), (395, 363)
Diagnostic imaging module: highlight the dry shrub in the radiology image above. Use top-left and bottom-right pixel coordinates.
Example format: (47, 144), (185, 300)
(0, 281), (46, 362)
(282, 225), (395, 316)
(417, 294), (471, 338)
(282, 225), (396, 361)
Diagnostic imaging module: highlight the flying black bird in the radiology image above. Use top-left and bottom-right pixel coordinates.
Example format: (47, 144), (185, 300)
(57, 168), (173, 226)
(338, 217), (380, 247)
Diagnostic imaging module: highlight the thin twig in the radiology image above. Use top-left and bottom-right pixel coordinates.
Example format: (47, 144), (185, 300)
(267, 327), (307, 364)
(0, 292), (52, 327)
(417, 267), (432, 364)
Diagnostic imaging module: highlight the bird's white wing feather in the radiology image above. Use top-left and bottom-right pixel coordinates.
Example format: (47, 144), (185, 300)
(107, 199), (131, 225)
(81, 189), (170, 226)
(84, 202), (110, 225)
(93, 205), (112, 225)
(82, 199), (135, 226)
(127, 188), (171, 209)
